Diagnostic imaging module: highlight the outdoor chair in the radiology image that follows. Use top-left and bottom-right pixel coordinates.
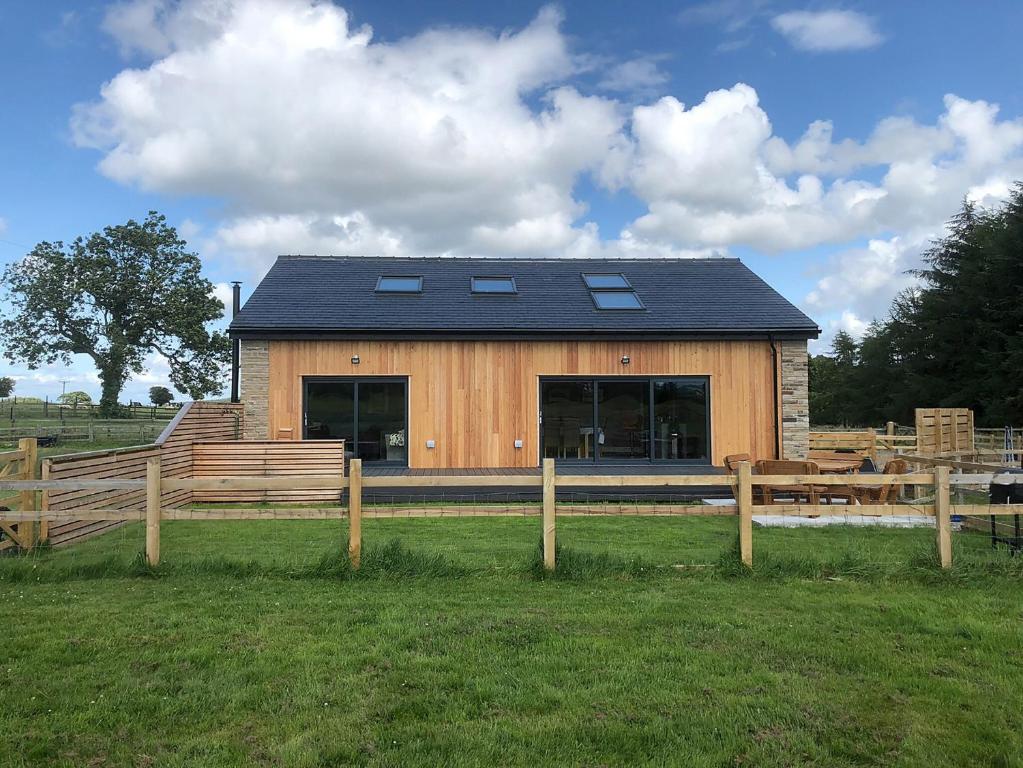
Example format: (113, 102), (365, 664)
(724, 453), (766, 504)
(723, 453), (752, 472)
(855, 459), (909, 504)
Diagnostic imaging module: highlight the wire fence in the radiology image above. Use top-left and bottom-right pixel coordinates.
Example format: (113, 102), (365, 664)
(3, 451), (1023, 579)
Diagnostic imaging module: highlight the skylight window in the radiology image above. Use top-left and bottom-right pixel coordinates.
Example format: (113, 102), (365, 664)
(376, 276), (423, 293)
(582, 273), (631, 289)
(591, 290), (644, 310)
(471, 276), (517, 294)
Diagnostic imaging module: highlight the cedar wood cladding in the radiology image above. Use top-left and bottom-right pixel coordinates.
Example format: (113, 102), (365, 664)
(251, 338), (778, 468)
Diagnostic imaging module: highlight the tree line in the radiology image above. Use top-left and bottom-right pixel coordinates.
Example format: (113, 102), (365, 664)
(810, 185), (1023, 428)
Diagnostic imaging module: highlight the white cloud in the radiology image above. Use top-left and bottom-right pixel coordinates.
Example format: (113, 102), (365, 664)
(811, 310), (872, 354)
(71, 0), (1023, 340)
(607, 85), (1023, 257)
(102, 0), (233, 58)
(211, 281), (235, 313)
(837, 310), (870, 338)
(598, 56), (670, 94)
(77, 1), (623, 265)
(677, 0), (767, 35)
(209, 212), (407, 276)
(804, 234), (924, 320)
(771, 10), (883, 52)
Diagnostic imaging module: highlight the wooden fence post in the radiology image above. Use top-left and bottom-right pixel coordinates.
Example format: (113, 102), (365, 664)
(348, 458), (362, 569)
(934, 465), (952, 569)
(18, 438), (38, 551)
(886, 421), (895, 436)
(542, 458), (556, 571)
(738, 460), (753, 568)
(145, 454), (161, 566)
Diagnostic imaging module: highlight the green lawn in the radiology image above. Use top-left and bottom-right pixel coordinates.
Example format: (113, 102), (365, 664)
(2, 516), (1023, 767)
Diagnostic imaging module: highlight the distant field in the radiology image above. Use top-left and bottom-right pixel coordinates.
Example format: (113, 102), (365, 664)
(0, 420), (170, 452)
(0, 398), (179, 423)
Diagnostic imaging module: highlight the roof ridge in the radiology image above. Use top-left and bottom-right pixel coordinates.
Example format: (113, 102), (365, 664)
(276, 254), (741, 263)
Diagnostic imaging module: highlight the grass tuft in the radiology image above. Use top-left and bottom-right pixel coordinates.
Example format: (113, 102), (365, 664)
(526, 537), (655, 579)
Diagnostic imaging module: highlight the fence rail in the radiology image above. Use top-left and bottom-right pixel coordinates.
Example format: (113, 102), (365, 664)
(809, 429), (920, 459)
(0, 422), (169, 445)
(813, 410), (1022, 461)
(0, 398), (181, 422)
(6, 454), (1023, 572)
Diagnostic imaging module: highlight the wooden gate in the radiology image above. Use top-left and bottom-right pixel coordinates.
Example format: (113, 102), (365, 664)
(0, 439), (38, 551)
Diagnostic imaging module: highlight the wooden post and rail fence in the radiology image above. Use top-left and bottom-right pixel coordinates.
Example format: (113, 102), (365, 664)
(0, 438), (39, 553)
(4, 449), (1023, 571)
(810, 408), (1021, 465)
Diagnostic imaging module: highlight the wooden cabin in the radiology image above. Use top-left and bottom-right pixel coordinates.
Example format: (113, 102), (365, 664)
(230, 256), (818, 469)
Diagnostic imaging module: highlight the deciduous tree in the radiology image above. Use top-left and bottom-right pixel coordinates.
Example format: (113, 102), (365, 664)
(149, 386), (174, 407)
(0, 213), (229, 416)
(58, 391), (93, 411)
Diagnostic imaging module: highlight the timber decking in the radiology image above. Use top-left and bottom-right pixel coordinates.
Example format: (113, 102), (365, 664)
(361, 463), (730, 502)
(363, 464), (726, 476)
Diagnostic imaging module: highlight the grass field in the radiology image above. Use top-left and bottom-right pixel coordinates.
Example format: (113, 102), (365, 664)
(2, 515), (1023, 767)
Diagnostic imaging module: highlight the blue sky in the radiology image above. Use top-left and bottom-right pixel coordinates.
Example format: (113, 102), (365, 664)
(1, 0), (1022, 402)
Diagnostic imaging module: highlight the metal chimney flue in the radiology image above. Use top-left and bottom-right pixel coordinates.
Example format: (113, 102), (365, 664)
(230, 281), (241, 404)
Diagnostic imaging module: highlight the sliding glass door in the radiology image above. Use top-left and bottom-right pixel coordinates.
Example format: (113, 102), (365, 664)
(653, 380), (708, 461)
(540, 380), (595, 459)
(304, 378), (408, 464)
(597, 380), (649, 460)
(541, 377), (709, 463)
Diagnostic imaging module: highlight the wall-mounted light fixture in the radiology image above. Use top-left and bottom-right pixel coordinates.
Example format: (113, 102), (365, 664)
(621, 355), (630, 365)
(351, 354), (360, 365)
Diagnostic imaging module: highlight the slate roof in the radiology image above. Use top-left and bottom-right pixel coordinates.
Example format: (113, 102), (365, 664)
(229, 256), (819, 339)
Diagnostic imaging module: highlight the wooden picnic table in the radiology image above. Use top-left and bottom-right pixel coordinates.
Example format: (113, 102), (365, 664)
(812, 457), (864, 474)
(808, 451), (865, 474)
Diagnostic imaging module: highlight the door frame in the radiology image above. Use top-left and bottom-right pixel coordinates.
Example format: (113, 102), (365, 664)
(302, 376), (410, 466)
(538, 375), (712, 465)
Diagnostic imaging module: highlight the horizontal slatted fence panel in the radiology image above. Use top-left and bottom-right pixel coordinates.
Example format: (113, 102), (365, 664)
(43, 401), (244, 548)
(192, 440), (345, 504)
(44, 446), (159, 546)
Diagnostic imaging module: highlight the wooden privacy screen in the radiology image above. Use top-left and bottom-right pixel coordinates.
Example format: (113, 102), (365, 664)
(915, 408), (974, 455)
(42, 401), (243, 547)
(43, 444), (165, 547)
(191, 440), (345, 504)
